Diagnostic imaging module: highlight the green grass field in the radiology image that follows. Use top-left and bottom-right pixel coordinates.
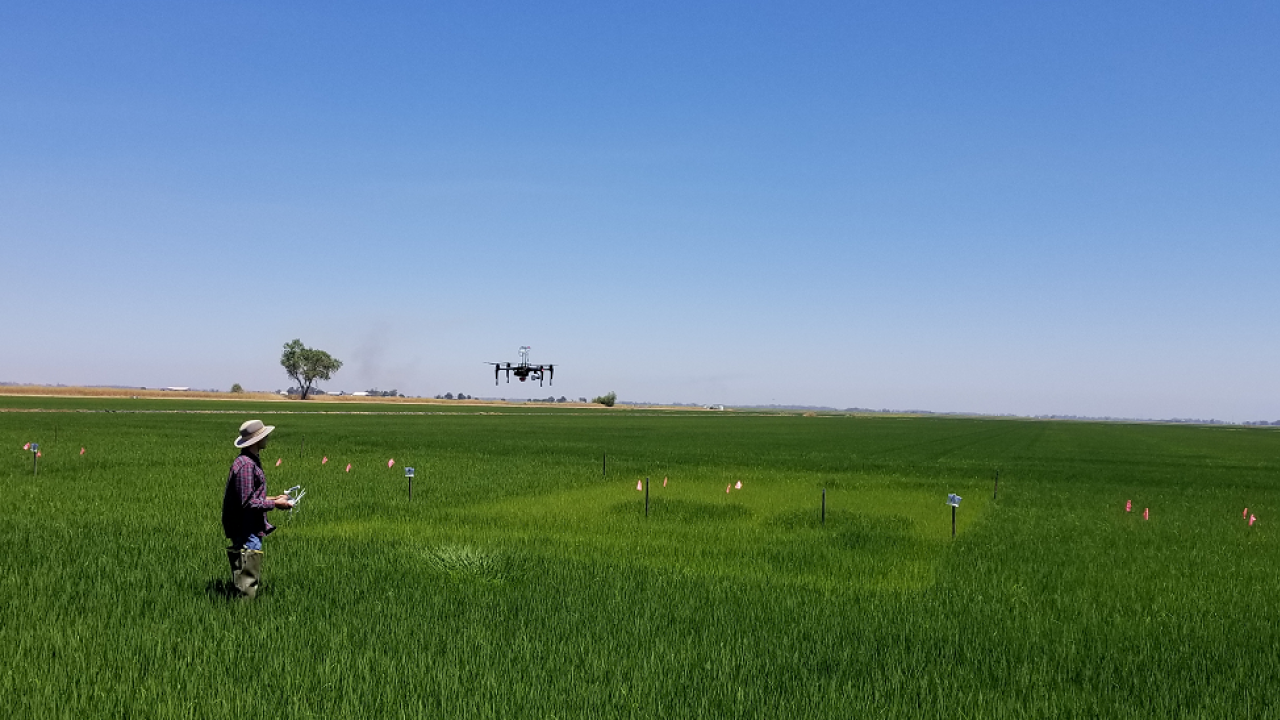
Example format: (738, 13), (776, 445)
(2, 398), (1279, 718)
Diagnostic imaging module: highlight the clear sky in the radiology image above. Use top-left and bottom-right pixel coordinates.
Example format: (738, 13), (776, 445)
(2, 1), (1277, 419)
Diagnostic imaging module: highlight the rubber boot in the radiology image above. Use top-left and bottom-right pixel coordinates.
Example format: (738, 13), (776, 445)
(227, 548), (263, 599)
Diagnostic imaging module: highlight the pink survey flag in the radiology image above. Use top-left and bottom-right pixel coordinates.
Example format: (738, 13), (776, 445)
(1143, 508), (1149, 521)
(1250, 514), (1257, 527)
(735, 481), (743, 490)
(36, 451), (42, 458)
(1243, 507), (1248, 519)
(663, 476), (668, 487)
(23, 443), (30, 450)
(322, 456), (329, 464)
(726, 484), (731, 494)
(346, 463), (352, 472)
(637, 479), (644, 491)
(388, 458), (395, 468)
(1125, 500), (1132, 512)
(80, 447), (85, 456)
(276, 458), (283, 467)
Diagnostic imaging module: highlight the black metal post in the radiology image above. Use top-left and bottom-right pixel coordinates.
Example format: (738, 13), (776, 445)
(821, 488), (826, 524)
(602, 452), (607, 477)
(409, 476), (413, 502)
(993, 469), (999, 500)
(644, 477), (649, 517)
(952, 506), (956, 538)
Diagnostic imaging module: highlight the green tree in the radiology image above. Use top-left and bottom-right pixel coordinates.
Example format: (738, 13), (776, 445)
(230, 383), (244, 393)
(592, 391), (617, 407)
(280, 339), (343, 400)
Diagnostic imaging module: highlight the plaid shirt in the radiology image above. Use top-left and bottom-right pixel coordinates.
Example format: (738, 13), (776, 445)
(222, 452), (276, 539)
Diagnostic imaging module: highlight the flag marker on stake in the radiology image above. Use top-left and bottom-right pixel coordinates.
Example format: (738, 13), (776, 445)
(1250, 514), (1256, 527)
(322, 456), (328, 465)
(23, 443), (30, 451)
(1143, 508), (1149, 521)
(663, 476), (668, 487)
(1125, 500), (1132, 512)
(388, 458), (395, 468)
(1243, 507), (1248, 519)
(726, 484), (731, 494)
(735, 481), (742, 490)
(636, 479), (643, 491)
(276, 458), (283, 467)
(346, 463), (352, 473)
(80, 447), (85, 456)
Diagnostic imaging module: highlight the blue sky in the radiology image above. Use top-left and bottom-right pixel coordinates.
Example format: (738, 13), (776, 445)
(2, 1), (1277, 419)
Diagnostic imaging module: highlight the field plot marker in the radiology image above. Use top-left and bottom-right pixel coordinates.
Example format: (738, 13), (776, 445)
(947, 493), (962, 537)
(645, 477), (650, 517)
(31, 443), (40, 475)
(406, 467), (414, 501)
(993, 469), (999, 500)
(602, 453), (607, 477)
(821, 488), (826, 525)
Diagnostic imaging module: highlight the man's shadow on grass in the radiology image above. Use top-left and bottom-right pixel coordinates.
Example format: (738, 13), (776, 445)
(203, 578), (277, 601)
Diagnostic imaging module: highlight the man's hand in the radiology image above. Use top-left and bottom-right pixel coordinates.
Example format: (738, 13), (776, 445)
(272, 494), (295, 509)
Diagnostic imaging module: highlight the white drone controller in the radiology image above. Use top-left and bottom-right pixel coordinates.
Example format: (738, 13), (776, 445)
(285, 485), (307, 513)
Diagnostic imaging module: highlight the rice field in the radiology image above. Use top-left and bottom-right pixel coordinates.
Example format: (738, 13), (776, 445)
(2, 398), (1278, 718)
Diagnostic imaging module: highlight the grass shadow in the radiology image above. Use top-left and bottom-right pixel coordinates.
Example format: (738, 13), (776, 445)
(610, 498), (752, 522)
(768, 509), (918, 550)
(204, 577), (239, 601)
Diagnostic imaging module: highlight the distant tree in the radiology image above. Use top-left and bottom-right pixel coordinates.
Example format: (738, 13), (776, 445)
(557, 396), (567, 403)
(230, 383), (244, 393)
(579, 397), (587, 403)
(281, 339), (343, 400)
(444, 392), (454, 400)
(592, 391), (617, 407)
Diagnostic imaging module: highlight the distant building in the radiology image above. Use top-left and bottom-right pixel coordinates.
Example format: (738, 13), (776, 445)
(352, 391), (369, 397)
(163, 387), (190, 392)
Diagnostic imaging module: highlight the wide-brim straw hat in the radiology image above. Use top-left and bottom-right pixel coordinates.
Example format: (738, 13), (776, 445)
(234, 419), (275, 448)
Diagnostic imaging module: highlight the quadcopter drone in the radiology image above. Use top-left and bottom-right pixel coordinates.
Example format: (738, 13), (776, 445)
(487, 346), (556, 386)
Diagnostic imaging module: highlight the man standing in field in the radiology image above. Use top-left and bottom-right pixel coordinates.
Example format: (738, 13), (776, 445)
(222, 419), (293, 599)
